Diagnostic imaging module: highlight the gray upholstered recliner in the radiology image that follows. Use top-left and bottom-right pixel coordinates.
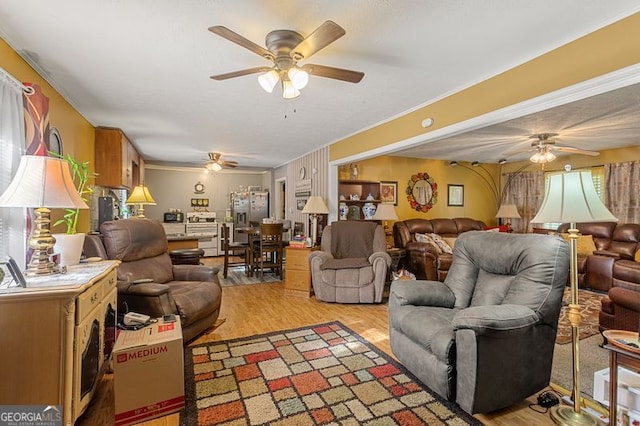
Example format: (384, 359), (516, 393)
(310, 221), (391, 303)
(388, 231), (570, 414)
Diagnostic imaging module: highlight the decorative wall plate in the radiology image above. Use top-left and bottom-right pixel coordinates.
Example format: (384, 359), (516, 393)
(49, 127), (63, 155)
(194, 182), (205, 194)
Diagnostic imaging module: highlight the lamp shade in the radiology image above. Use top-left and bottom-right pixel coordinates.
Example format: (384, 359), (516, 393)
(531, 170), (617, 223)
(258, 69), (280, 93)
(126, 185), (157, 205)
(372, 203), (398, 221)
(0, 155), (88, 209)
(301, 196), (328, 214)
(495, 204), (521, 219)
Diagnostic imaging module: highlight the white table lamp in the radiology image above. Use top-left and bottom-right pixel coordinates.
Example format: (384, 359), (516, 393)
(0, 155), (88, 276)
(301, 196), (329, 247)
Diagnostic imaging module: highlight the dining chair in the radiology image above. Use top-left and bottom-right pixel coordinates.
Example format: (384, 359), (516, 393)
(221, 223), (249, 278)
(252, 222), (284, 280)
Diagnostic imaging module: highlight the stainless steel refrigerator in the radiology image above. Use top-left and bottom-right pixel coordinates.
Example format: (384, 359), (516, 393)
(231, 191), (269, 243)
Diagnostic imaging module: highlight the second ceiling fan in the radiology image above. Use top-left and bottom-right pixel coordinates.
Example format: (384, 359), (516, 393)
(209, 20), (364, 99)
(504, 133), (600, 164)
(205, 152), (238, 172)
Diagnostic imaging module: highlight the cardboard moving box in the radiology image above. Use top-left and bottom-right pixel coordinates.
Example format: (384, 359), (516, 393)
(113, 318), (184, 426)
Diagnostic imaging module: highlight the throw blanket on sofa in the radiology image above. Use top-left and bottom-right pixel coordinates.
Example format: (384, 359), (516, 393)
(331, 221), (378, 259)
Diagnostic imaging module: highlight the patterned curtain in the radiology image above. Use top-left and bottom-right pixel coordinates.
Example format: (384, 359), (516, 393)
(502, 170), (545, 233)
(605, 161), (640, 224)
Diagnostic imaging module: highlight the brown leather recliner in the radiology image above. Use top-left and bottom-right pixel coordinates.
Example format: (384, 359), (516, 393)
(83, 219), (222, 342)
(393, 218), (486, 281)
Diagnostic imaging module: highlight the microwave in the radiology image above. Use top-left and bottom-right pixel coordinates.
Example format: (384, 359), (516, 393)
(163, 212), (184, 223)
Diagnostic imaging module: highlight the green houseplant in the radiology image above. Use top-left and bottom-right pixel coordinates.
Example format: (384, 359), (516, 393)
(50, 152), (95, 266)
(52, 152), (94, 234)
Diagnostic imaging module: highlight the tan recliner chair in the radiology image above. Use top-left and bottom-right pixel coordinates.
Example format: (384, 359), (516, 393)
(310, 221), (390, 303)
(83, 218), (222, 342)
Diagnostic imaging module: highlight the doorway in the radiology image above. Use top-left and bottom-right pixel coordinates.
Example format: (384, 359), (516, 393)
(275, 178), (286, 220)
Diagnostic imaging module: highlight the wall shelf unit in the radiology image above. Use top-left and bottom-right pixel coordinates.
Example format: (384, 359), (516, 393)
(338, 180), (382, 220)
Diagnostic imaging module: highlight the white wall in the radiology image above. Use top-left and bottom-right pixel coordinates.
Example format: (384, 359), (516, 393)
(143, 165), (271, 221)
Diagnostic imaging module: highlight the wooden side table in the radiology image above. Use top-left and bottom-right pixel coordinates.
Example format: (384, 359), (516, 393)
(284, 246), (318, 297)
(602, 330), (640, 425)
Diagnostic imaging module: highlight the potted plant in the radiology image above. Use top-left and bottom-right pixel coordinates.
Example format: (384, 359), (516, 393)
(51, 153), (95, 266)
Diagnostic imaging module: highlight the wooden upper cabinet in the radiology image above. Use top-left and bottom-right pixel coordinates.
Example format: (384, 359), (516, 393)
(95, 127), (143, 189)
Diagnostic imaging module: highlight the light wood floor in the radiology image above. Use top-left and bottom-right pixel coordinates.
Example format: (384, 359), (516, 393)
(77, 257), (558, 425)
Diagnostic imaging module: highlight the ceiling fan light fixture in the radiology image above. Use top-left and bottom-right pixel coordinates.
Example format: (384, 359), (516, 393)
(288, 67), (309, 90)
(530, 150), (556, 164)
(258, 69), (280, 93)
(206, 162), (223, 172)
(282, 80), (300, 99)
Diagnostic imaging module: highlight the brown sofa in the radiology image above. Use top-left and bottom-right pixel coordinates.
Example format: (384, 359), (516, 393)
(393, 218), (486, 281)
(556, 222), (640, 332)
(83, 218), (222, 342)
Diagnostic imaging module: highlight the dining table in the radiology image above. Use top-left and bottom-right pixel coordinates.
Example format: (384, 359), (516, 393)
(235, 224), (290, 278)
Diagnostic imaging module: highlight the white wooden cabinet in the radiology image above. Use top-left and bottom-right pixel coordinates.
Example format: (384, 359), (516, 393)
(0, 261), (119, 425)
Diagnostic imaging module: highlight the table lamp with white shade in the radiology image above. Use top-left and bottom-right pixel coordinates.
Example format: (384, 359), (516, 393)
(301, 196), (329, 247)
(495, 203), (521, 232)
(531, 168), (616, 426)
(372, 203), (398, 248)
(0, 155), (88, 276)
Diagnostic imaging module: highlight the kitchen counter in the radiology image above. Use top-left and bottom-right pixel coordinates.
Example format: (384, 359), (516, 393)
(166, 233), (197, 241)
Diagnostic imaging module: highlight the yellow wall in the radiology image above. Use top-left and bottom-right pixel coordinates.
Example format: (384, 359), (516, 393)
(347, 156), (500, 226)
(330, 12), (640, 162)
(1, 37), (95, 232)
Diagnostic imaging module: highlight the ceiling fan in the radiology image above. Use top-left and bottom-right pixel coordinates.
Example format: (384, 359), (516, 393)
(208, 20), (364, 99)
(205, 152), (238, 172)
(503, 133), (600, 164)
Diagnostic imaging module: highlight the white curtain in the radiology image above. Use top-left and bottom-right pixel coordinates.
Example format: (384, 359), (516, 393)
(0, 67), (26, 268)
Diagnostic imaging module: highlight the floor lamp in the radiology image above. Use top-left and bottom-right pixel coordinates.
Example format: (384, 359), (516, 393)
(531, 169), (616, 426)
(301, 196), (328, 247)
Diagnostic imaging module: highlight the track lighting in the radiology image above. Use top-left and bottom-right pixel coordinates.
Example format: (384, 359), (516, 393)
(471, 161), (480, 167)
(498, 158), (507, 165)
(449, 161), (458, 166)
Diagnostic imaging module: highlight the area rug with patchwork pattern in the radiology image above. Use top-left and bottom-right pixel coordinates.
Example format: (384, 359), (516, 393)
(182, 322), (481, 425)
(555, 288), (605, 344)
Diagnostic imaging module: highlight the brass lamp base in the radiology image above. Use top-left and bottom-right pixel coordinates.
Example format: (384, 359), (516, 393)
(25, 207), (60, 276)
(550, 406), (603, 426)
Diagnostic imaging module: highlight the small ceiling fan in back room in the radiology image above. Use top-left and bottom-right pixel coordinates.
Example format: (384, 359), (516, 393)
(503, 133), (600, 165)
(204, 152), (238, 172)
(208, 20), (364, 99)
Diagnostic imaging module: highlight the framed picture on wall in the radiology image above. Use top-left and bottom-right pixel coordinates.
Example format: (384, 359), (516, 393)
(380, 181), (398, 205)
(448, 184), (464, 206)
(297, 198), (307, 211)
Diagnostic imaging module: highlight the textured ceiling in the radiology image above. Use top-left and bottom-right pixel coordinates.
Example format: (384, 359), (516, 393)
(0, 1), (639, 169)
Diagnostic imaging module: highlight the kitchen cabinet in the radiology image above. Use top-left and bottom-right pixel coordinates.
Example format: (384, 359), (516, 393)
(95, 127), (143, 189)
(338, 180), (382, 220)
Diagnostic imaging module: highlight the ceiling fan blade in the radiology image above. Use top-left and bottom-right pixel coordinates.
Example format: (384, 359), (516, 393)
(208, 26), (274, 61)
(222, 162), (238, 168)
(553, 146), (600, 156)
(302, 64), (364, 83)
(502, 147), (535, 156)
(210, 66), (272, 80)
(291, 20), (345, 60)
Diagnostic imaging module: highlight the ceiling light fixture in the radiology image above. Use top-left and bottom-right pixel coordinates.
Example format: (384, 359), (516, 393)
(530, 148), (556, 164)
(206, 162), (223, 172)
(449, 161), (458, 166)
(287, 67), (309, 90)
(257, 69), (279, 93)
(281, 79), (300, 99)
(498, 158), (507, 165)
(471, 161), (480, 167)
